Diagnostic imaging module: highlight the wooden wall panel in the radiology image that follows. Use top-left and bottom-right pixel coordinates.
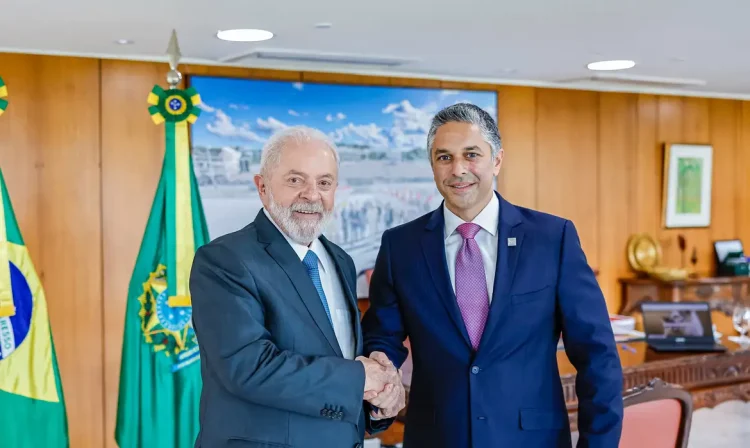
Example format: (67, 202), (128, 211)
(597, 93), (637, 309)
(738, 104), (750, 248)
(3, 52), (750, 446)
(439, 81), (499, 92)
(0, 54), (40, 262)
(183, 64), (301, 82)
(536, 89), (600, 269)
(496, 86), (536, 209)
(36, 56), (104, 447)
(709, 100), (738, 243)
(100, 60), (167, 448)
(633, 95), (660, 249)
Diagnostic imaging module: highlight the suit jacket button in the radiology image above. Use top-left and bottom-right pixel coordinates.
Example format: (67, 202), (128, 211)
(471, 366), (480, 374)
(354, 444), (362, 448)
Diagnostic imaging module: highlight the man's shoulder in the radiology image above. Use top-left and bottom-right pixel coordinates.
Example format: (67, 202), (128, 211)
(503, 199), (572, 245)
(196, 223), (259, 260)
(514, 204), (568, 229)
(380, 211), (434, 241)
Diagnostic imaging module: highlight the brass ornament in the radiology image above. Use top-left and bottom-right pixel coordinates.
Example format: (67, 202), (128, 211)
(626, 233), (689, 281)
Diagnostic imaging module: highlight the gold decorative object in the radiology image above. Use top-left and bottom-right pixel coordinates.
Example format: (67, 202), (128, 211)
(627, 233), (661, 272)
(626, 233), (690, 281)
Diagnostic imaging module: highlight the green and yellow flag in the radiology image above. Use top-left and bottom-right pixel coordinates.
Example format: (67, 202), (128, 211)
(0, 77), (8, 116)
(0, 77), (69, 447)
(114, 82), (209, 447)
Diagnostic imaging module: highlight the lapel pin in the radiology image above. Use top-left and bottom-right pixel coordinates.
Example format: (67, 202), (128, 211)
(508, 237), (516, 247)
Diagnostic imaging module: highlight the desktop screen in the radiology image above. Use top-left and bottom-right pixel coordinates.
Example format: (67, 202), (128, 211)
(641, 302), (713, 339)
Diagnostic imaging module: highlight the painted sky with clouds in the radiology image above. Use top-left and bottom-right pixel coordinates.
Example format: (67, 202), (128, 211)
(189, 76), (498, 151)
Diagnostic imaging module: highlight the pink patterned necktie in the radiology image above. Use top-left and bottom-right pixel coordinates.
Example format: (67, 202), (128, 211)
(455, 223), (490, 350)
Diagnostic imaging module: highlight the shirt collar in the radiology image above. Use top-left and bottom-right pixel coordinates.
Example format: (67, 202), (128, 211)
(443, 193), (499, 240)
(263, 208), (326, 272)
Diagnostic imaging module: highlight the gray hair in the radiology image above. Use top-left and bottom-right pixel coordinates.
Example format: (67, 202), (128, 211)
(259, 126), (340, 178)
(426, 103), (502, 163)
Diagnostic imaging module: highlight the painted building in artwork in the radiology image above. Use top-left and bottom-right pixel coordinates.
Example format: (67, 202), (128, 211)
(192, 146), (243, 185)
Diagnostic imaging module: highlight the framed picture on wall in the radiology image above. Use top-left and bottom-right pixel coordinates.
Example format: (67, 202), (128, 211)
(662, 143), (713, 228)
(186, 75), (498, 296)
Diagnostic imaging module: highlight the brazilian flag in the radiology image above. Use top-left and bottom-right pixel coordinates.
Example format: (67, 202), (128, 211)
(0, 77), (7, 115)
(114, 83), (208, 447)
(0, 166), (69, 447)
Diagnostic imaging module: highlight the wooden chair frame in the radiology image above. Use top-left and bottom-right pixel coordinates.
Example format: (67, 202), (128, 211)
(622, 377), (693, 448)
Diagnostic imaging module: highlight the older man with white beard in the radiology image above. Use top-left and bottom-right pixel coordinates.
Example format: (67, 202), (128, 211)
(189, 126), (405, 448)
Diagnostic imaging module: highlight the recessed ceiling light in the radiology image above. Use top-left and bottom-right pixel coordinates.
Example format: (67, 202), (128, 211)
(315, 22), (333, 29)
(587, 60), (635, 71)
(115, 39), (134, 45)
(216, 29), (274, 42)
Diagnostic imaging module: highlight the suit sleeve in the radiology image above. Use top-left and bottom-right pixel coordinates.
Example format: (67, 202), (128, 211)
(557, 220), (624, 447)
(190, 242), (366, 425)
(361, 230), (410, 433)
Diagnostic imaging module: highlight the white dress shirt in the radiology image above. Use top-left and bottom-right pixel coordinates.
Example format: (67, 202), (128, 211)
(443, 193), (499, 302)
(263, 209), (356, 360)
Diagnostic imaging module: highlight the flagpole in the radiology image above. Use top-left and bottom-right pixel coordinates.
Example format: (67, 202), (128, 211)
(0, 77), (13, 318)
(146, 30), (202, 309)
(117, 30), (207, 447)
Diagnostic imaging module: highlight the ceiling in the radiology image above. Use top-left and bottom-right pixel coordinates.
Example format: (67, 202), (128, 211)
(3, 0), (750, 98)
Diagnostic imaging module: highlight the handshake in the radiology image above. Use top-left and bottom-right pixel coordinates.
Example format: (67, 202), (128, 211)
(356, 351), (406, 419)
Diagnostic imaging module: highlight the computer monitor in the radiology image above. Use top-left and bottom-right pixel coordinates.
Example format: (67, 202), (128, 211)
(641, 301), (713, 342)
(714, 239), (743, 263)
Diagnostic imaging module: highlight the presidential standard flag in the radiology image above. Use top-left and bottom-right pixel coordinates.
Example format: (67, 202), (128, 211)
(0, 78), (69, 447)
(114, 80), (209, 447)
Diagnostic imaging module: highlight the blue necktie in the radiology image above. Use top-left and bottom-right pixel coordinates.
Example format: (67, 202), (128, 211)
(302, 250), (334, 327)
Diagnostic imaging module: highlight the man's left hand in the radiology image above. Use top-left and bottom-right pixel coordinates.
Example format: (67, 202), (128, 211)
(365, 351), (405, 419)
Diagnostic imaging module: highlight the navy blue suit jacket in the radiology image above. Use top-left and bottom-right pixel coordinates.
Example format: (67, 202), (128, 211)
(190, 210), (382, 448)
(362, 193), (623, 447)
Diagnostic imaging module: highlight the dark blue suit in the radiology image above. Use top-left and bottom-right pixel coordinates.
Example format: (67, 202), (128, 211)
(362, 193), (623, 447)
(190, 210), (384, 448)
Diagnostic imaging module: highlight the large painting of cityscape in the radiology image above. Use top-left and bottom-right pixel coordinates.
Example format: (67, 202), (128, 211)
(188, 75), (498, 296)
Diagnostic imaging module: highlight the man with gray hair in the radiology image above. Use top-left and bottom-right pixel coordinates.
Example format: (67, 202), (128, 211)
(190, 126), (404, 448)
(362, 103), (623, 447)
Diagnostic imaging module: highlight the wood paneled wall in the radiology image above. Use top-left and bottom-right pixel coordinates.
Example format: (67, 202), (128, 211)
(1, 53), (750, 447)
(499, 89), (750, 313)
(0, 53), (104, 446)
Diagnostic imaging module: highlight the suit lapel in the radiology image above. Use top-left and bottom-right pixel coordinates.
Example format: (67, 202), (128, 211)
(477, 194), (524, 353)
(422, 207), (473, 349)
(256, 211), (343, 357)
(320, 237), (363, 356)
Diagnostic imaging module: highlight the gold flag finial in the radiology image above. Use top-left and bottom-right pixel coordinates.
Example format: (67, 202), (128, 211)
(166, 29), (182, 88)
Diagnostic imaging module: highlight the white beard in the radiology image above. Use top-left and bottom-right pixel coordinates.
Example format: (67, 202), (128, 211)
(267, 191), (333, 245)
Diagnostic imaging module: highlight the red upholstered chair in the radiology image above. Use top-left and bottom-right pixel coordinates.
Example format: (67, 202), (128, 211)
(619, 378), (693, 448)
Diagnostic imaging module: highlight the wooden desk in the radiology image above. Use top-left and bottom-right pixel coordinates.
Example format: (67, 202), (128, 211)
(369, 314), (750, 443)
(618, 275), (750, 315)
(559, 313), (750, 431)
